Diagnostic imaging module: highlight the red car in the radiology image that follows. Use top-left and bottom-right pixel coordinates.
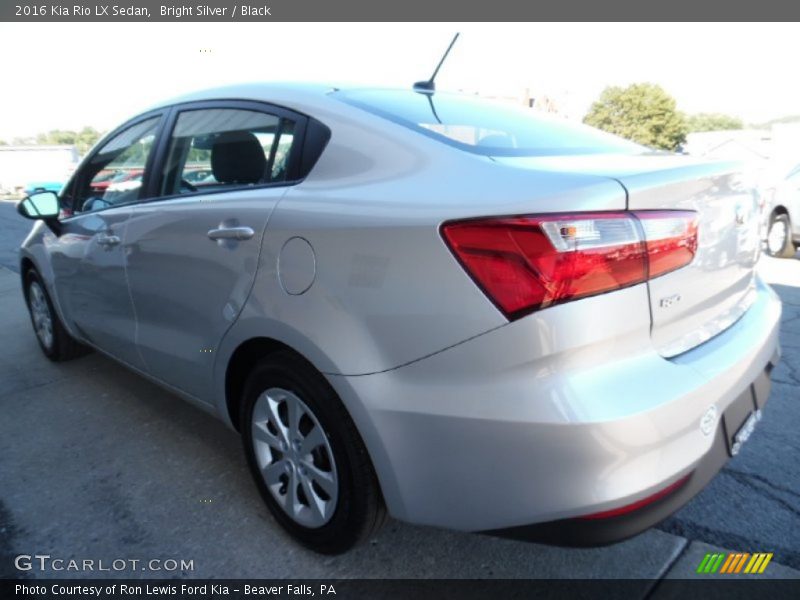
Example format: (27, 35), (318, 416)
(90, 169), (143, 193)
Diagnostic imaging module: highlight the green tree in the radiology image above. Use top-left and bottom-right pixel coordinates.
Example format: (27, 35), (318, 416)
(685, 113), (744, 132)
(76, 126), (103, 154)
(34, 126), (103, 154)
(584, 83), (687, 151)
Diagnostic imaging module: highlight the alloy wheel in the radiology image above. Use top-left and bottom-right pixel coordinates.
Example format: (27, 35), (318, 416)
(251, 387), (339, 528)
(28, 281), (54, 350)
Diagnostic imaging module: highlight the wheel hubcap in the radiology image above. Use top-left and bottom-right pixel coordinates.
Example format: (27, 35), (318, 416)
(768, 220), (787, 254)
(28, 281), (53, 350)
(251, 388), (338, 528)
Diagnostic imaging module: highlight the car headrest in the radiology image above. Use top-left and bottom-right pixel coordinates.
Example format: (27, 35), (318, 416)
(211, 131), (267, 185)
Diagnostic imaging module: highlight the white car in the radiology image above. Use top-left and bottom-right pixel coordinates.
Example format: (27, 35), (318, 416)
(763, 163), (800, 258)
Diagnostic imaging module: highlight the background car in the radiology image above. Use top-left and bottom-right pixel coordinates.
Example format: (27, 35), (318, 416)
(761, 163), (800, 258)
(183, 167), (214, 183)
(89, 168), (143, 193)
(87, 168), (120, 193)
(22, 181), (63, 196)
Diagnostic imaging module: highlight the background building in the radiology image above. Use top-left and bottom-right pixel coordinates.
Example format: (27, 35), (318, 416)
(0, 144), (79, 195)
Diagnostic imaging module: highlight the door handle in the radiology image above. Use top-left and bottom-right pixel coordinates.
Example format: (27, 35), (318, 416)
(207, 226), (255, 241)
(96, 234), (121, 247)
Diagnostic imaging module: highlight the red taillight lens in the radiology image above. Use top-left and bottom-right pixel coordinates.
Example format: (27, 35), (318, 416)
(577, 474), (691, 520)
(441, 210), (697, 320)
(637, 211), (699, 278)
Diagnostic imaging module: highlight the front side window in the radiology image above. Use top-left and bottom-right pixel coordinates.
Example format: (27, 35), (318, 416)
(159, 108), (297, 197)
(69, 117), (160, 213)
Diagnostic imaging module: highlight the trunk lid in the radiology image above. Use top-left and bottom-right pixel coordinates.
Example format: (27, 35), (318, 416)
(493, 153), (762, 357)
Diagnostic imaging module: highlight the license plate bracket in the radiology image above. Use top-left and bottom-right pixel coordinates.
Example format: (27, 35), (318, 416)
(721, 377), (766, 457)
(729, 410), (762, 456)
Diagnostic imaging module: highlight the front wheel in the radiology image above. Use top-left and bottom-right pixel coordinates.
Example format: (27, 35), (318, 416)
(766, 213), (797, 258)
(240, 351), (386, 554)
(23, 269), (88, 361)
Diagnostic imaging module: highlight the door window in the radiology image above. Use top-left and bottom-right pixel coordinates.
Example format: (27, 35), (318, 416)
(69, 117), (161, 213)
(159, 108), (297, 198)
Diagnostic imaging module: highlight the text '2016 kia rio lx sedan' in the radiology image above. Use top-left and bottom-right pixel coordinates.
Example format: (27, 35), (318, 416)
(17, 84), (781, 554)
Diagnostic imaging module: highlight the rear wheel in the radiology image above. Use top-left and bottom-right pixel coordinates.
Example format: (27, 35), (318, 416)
(23, 269), (88, 361)
(240, 351), (386, 554)
(766, 213), (797, 258)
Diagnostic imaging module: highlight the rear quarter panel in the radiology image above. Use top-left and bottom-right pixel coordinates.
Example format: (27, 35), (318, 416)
(220, 108), (631, 381)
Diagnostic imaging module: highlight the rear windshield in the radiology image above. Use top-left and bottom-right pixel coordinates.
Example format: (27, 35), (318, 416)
(334, 89), (644, 157)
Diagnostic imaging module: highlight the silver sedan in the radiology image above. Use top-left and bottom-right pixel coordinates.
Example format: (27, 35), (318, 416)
(17, 84), (781, 553)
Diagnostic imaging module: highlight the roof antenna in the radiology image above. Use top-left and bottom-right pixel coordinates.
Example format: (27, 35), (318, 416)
(414, 33), (460, 93)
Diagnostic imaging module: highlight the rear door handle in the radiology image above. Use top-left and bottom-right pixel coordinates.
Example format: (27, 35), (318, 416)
(207, 226), (255, 241)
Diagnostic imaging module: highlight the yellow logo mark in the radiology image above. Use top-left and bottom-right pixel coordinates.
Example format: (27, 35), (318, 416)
(698, 552), (773, 574)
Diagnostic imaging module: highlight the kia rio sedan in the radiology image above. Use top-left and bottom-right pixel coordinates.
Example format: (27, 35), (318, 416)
(17, 84), (781, 554)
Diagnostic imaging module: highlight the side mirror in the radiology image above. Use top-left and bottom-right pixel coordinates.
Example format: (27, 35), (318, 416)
(17, 191), (60, 220)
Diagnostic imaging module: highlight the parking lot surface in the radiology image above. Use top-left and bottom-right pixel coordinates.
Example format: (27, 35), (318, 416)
(0, 201), (797, 584)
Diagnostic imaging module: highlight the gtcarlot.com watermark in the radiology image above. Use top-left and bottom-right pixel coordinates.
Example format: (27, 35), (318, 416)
(14, 554), (195, 573)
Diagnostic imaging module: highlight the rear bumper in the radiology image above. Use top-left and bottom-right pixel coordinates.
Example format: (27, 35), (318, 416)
(486, 357), (777, 545)
(329, 276), (782, 534)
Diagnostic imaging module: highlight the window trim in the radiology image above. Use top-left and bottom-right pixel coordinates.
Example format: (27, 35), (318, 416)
(60, 98), (330, 220)
(141, 99), (310, 205)
(60, 110), (167, 220)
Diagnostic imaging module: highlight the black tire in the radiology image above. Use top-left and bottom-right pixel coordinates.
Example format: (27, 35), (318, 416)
(766, 213), (797, 258)
(23, 269), (88, 361)
(240, 351), (386, 554)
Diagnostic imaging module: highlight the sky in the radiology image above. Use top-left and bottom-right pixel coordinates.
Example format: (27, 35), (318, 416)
(0, 22), (798, 139)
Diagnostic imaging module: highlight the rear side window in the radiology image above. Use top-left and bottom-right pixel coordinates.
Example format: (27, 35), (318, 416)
(334, 89), (643, 157)
(159, 108), (297, 197)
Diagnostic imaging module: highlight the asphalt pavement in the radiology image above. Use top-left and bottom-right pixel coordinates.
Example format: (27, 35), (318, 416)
(0, 201), (30, 272)
(0, 199), (797, 584)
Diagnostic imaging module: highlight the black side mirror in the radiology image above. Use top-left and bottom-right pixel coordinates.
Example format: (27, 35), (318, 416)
(17, 191), (60, 220)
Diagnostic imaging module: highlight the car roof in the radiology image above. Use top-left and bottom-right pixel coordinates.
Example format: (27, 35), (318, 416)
(145, 82), (348, 113)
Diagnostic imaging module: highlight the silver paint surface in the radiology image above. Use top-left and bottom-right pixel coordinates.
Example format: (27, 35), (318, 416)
(19, 83), (782, 531)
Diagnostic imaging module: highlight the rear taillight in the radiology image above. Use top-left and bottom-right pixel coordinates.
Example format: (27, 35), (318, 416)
(637, 211), (699, 278)
(441, 210), (697, 320)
